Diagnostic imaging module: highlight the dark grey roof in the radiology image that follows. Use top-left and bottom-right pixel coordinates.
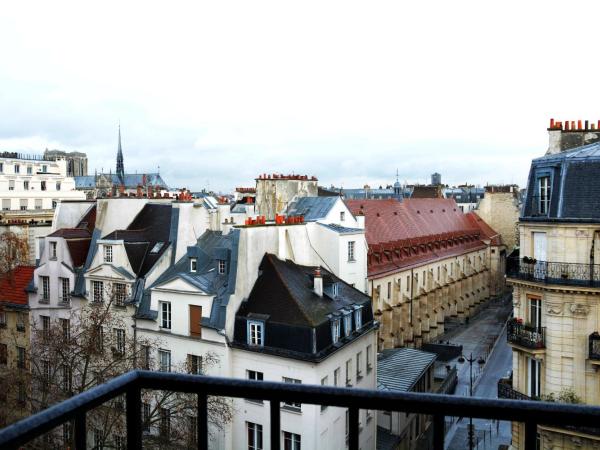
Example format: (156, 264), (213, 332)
(317, 223), (363, 234)
(377, 427), (402, 450)
(138, 229), (240, 329)
(74, 173), (169, 190)
(377, 348), (436, 392)
(286, 196), (338, 221)
(522, 142), (600, 222)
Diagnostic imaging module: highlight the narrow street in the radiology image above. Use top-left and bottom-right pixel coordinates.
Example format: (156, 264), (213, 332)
(443, 298), (513, 450)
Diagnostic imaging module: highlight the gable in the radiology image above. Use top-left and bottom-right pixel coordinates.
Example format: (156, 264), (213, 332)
(86, 264), (135, 281)
(152, 276), (209, 294)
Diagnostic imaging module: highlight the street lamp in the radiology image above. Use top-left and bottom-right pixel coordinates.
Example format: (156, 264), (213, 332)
(458, 353), (486, 450)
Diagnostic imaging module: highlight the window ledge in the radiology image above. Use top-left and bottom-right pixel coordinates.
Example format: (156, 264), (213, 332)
(245, 399), (264, 406)
(282, 405), (302, 414)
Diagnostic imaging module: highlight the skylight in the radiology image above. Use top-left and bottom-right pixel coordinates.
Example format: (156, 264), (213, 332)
(150, 242), (164, 254)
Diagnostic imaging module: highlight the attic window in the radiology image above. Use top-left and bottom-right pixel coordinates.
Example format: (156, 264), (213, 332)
(340, 211), (345, 222)
(190, 258), (197, 273)
(343, 312), (352, 337)
(247, 320), (264, 346)
(331, 318), (341, 344)
(332, 282), (339, 297)
(151, 242), (164, 254)
(354, 306), (363, 330)
(218, 260), (226, 274)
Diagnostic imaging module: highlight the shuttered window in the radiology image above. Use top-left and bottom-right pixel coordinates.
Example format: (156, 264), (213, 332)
(190, 305), (202, 337)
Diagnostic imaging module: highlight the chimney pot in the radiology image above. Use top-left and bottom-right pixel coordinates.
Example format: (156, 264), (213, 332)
(313, 267), (323, 297)
(585, 120), (589, 130)
(550, 118), (555, 128)
(565, 121), (570, 131)
(578, 120), (582, 130)
(571, 121), (576, 130)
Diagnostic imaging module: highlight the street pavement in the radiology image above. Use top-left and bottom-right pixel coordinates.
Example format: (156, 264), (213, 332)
(443, 298), (513, 450)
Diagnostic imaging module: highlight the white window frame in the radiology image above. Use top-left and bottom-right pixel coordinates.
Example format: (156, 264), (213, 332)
(248, 320), (264, 346)
(92, 280), (104, 303)
(60, 278), (70, 303)
(218, 259), (226, 274)
(538, 176), (550, 215)
(159, 349), (171, 372)
(188, 354), (203, 375)
(247, 422), (263, 450)
(114, 328), (125, 354)
(283, 431), (301, 450)
(113, 283), (126, 306)
(104, 245), (113, 263)
(345, 359), (352, 386)
(366, 344), (373, 372)
(354, 307), (363, 331)
(347, 241), (356, 262)
(331, 318), (341, 344)
(282, 377), (302, 410)
(160, 302), (172, 329)
(41, 276), (50, 300)
(49, 241), (57, 259)
(340, 211), (345, 221)
(343, 313), (352, 337)
(190, 257), (197, 273)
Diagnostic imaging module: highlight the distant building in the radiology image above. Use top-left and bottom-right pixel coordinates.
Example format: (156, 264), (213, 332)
(255, 173), (318, 220)
(474, 185), (520, 251)
(443, 186), (484, 212)
(43, 149), (88, 177)
(431, 172), (442, 186)
(74, 127), (168, 198)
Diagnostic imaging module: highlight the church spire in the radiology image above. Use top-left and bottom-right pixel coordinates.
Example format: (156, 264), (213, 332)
(116, 123), (125, 182)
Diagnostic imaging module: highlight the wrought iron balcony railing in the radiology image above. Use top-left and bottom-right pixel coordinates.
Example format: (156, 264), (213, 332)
(590, 332), (600, 360)
(507, 256), (600, 288)
(498, 379), (536, 401)
(507, 319), (545, 349)
(2, 371), (600, 450)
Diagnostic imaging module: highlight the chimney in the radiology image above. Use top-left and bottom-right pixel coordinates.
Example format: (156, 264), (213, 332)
(547, 118), (600, 155)
(356, 211), (365, 229)
(313, 268), (323, 297)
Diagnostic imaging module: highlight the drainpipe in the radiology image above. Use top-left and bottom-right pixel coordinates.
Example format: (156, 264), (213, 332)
(410, 268), (414, 325)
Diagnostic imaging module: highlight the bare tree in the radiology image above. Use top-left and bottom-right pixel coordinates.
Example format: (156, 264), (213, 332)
(0, 230), (29, 275)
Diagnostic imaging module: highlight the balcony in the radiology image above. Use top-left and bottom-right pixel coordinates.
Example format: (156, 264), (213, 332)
(507, 257), (600, 288)
(590, 332), (600, 361)
(3, 371), (600, 450)
(498, 378), (535, 401)
(507, 318), (545, 350)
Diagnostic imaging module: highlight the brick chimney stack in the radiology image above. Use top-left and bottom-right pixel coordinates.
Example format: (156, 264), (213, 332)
(547, 118), (600, 155)
(313, 267), (323, 297)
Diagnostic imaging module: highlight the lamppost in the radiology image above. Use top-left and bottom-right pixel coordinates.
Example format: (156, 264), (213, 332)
(458, 353), (485, 450)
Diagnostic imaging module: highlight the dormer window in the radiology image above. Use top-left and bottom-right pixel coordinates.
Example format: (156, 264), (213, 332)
(340, 211), (345, 221)
(190, 257), (197, 273)
(354, 307), (363, 331)
(104, 245), (113, 263)
(49, 241), (57, 259)
(247, 320), (264, 346)
(538, 176), (550, 215)
(331, 318), (341, 344)
(332, 282), (339, 297)
(218, 260), (226, 274)
(343, 313), (352, 337)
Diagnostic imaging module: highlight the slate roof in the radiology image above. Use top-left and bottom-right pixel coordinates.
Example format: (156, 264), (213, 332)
(286, 196), (339, 222)
(523, 142), (600, 222)
(377, 348), (436, 392)
(317, 223), (363, 234)
(237, 254), (371, 328)
(48, 228), (91, 239)
(74, 173), (169, 190)
(47, 205), (96, 268)
(0, 266), (35, 307)
(103, 204), (173, 277)
(139, 230), (240, 329)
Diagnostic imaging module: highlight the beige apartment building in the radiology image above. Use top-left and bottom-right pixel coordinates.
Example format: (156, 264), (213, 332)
(505, 121), (600, 449)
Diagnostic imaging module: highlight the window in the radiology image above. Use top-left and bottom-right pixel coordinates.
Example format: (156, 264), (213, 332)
(17, 346), (25, 369)
(528, 357), (541, 398)
(356, 351), (363, 379)
(332, 282), (339, 297)
(92, 280), (104, 302)
(248, 320), (264, 346)
(282, 377), (302, 410)
(190, 305), (202, 337)
(320, 376), (328, 411)
(539, 176), (550, 215)
(348, 241), (355, 261)
(41, 315), (50, 337)
(56, 182), (61, 191)
(340, 211), (345, 221)
(93, 429), (103, 449)
(343, 313), (352, 337)
(23, 180), (29, 190)
(63, 422), (72, 446)
(334, 368), (340, 387)
(40, 276), (50, 301)
(247, 422), (263, 450)
(140, 345), (151, 370)
(34, 198), (42, 210)
(104, 245), (113, 263)
(95, 326), (104, 352)
(159, 349), (171, 372)
(331, 318), (341, 344)
(113, 283), (126, 306)
(16, 312), (25, 331)
(387, 281), (391, 299)
(218, 259), (226, 274)
(62, 364), (72, 392)
(0, 162), (3, 172)
(42, 165), (47, 173)
(60, 318), (70, 341)
(143, 402), (151, 431)
(114, 328), (125, 354)
(0, 311), (5, 327)
(345, 359), (352, 386)
(14, 164), (19, 174)
(114, 435), (124, 450)
(190, 257), (197, 273)
(2, 199), (9, 210)
(60, 278), (70, 303)
(26, 165), (31, 175)
(366, 345), (373, 372)
(247, 370), (264, 404)
(160, 408), (171, 437)
(354, 307), (363, 331)
(188, 354), (202, 375)
(283, 431), (301, 450)
(0, 344), (6, 365)
(8, 180), (14, 191)
(52, 200), (58, 209)
(17, 383), (26, 404)
(41, 181), (46, 191)
(42, 359), (51, 383)
(160, 302), (171, 329)
(406, 275), (410, 290)
(529, 297), (542, 330)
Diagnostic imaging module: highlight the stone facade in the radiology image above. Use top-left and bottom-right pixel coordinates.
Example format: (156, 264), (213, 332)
(475, 187), (520, 251)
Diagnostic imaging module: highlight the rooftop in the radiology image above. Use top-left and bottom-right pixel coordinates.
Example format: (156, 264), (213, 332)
(286, 196), (339, 222)
(378, 348), (437, 392)
(0, 266), (35, 307)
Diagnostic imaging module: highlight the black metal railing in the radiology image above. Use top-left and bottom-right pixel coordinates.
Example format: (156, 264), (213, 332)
(590, 332), (600, 360)
(507, 256), (600, 288)
(3, 371), (600, 450)
(507, 318), (545, 349)
(498, 379), (535, 401)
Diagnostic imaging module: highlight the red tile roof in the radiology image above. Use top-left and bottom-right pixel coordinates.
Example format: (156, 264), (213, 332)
(345, 198), (486, 277)
(465, 212), (503, 246)
(0, 266), (35, 306)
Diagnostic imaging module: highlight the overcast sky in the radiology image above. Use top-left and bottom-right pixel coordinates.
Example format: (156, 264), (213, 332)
(1, 1), (599, 192)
